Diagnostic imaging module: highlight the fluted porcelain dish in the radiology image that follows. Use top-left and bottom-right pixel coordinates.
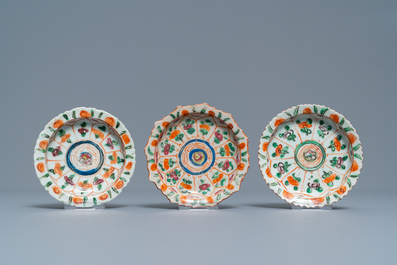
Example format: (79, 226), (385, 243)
(258, 104), (363, 208)
(34, 107), (135, 207)
(145, 103), (249, 208)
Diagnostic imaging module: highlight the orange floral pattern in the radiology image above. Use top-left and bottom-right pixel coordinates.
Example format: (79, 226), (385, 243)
(333, 137), (341, 151)
(53, 120), (63, 128)
(39, 140), (48, 150)
(259, 104), (362, 207)
(336, 186), (347, 195)
(79, 110), (91, 117)
(298, 122), (312, 129)
(329, 114), (339, 124)
(105, 117), (116, 126)
(37, 163), (45, 173)
(274, 118), (285, 127)
(35, 107), (136, 207)
(122, 134), (130, 144)
(115, 181), (124, 189)
(73, 197), (84, 204)
(99, 194), (108, 201)
(126, 162), (133, 170)
(52, 186), (61, 195)
(312, 197), (325, 205)
(92, 129), (104, 139)
(145, 103), (249, 208)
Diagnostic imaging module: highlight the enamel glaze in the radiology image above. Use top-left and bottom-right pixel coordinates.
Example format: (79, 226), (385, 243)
(145, 103), (250, 208)
(258, 104), (363, 208)
(34, 107), (136, 207)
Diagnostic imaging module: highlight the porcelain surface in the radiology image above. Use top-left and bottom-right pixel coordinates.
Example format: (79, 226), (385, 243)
(145, 103), (249, 208)
(34, 107), (135, 207)
(258, 104), (363, 208)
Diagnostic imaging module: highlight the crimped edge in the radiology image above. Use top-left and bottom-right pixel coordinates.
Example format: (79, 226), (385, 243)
(258, 104), (363, 208)
(144, 103), (250, 208)
(33, 107), (136, 207)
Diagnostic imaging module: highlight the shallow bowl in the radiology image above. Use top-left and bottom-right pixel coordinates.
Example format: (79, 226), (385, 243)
(145, 103), (249, 208)
(34, 107), (135, 207)
(258, 104), (363, 208)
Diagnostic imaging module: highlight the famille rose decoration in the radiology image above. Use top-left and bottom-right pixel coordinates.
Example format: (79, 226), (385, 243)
(145, 103), (249, 208)
(34, 107), (135, 207)
(258, 104), (363, 208)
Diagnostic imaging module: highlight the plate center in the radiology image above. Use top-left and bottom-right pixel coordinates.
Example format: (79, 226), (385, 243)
(178, 139), (215, 175)
(66, 140), (104, 175)
(294, 140), (326, 171)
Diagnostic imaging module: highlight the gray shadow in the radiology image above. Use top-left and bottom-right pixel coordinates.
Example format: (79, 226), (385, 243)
(29, 203), (130, 210)
(246, 203), (291, 209)
(246, 203), (348, 210)
(29, 203), (64, 210)
(138, 203), (178, 210)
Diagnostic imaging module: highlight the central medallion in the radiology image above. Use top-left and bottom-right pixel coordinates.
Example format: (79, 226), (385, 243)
(294, 140), (326, 171)
(66, 140), (104, 176)
(179, 139), (215, 175)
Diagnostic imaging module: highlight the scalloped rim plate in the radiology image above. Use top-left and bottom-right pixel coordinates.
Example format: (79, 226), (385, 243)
(34, 107), (136, 207)
(145, 103), (250, 208)
(258, 104), (363, 208)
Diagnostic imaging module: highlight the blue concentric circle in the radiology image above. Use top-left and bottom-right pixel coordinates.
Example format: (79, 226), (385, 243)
(66, 140), (104, 176)
(179, 139), (215, 175)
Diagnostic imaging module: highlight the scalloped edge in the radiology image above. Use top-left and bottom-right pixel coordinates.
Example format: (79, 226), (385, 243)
(33, 107), (136, 207)
(144, 103), (250, 208)
(258, 104), (363, 208)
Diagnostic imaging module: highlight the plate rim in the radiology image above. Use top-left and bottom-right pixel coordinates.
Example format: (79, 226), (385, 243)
(144, 103), (250, 208)
(33, 107), (136, 207)
(258, 104), (363, 208)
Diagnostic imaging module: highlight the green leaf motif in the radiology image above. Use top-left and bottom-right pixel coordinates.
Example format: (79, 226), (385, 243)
(320, 108), (329, 115)
(293, 106), (299, 116)
(147, 147), (154, 156)
(313, 105), (318, 113)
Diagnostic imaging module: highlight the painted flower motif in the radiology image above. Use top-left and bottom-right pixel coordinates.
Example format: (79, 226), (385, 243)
(106, 138), (114, 149)
(37, 163), (45, 173)
(318, 125), (329, 136)
(78, 128), (89, 134)
(333, 137), (341, 151)
(73, 197), (84, 204)
(277, 162), (285, 174)
(79, 152), (92, 165)
(298, 122), (312, 129)
(183, 124), (192, 130)
(64, 176), (75, 186)
(262, 142), (268, 152)
(311, 197), (325, 205)
(336, 186), (347, 195)
(52, 186), (62, 195)
(169, 171), (178, 180)
(93, 178), (104, 185)
(214, 131), (223, 141)
(52, 146), (61, 156)
(275, 144), (283, 157)
(99, 194), (108, 201)
(199, 183), (211, 190)
(78, 181), (93, 189)
(223, 160), (230, 171)
(164, 144), (171, 155)
(308, 182), (320, 189)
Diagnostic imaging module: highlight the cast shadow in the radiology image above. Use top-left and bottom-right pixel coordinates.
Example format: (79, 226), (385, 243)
(245, 203), (348, 210)
(138, 203), (178, 210)
(29, 203), (65, 210)
(28, 203), (130, 210)
(138, 203), (237, 210)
